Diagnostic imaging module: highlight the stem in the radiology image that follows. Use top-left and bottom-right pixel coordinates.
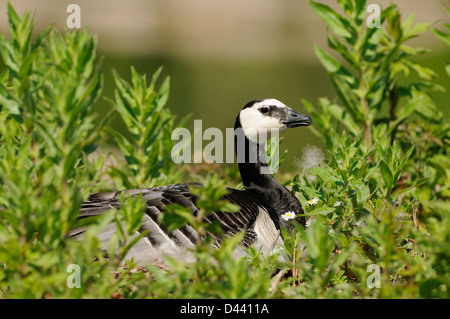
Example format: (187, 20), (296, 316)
(389, 85), (398, 146)
(137, 119), (146, 187)
(363, 122), (371, 149)
(359, 70), (372, 150)
(20, 217), (27, 279)
(412, 199), (419, 229)
(292, 247), (297, 287)
(138, 142), (145, 187)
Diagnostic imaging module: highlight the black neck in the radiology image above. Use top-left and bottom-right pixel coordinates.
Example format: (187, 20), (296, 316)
(234, 116), (305, 226)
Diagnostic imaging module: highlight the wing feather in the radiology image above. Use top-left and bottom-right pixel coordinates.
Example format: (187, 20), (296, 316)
(75, 183), (280, 264)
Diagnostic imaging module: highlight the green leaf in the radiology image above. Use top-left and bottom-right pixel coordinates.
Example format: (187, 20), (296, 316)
(0, 83), (22, 122)
(304, 206), (334, 216)
(112, 69), (139, 125)
(122, 193), (146, 234)
(7, 3), (20, 27)
(434, 28), (450, 46)
(327, 32), (357, 66)
(314, 45), (340, 73)
(401, 11), (417, 33)
(386, 6), (402, 40)
(0, 69), (9, 86)
(18, 50), (37, 79)
(158, 204), (195, 233)
(149, 66), (163, 92)
(120, 230), (148, 262)
(423, 200), (450, 215)
(329, 76), (361, 122)
(30, 24), (52, 51)
(327, 102), (361, 135)
(309, 0), (353, 39)
(379, 160), (393, 189)
(304, 219), (333, 271)
(420, 278), (445, 298)
(157, 76), (170, 109)
(410, 89), (439, 120)
(404, 60), (436, 80)
(408, 22), (431, 36)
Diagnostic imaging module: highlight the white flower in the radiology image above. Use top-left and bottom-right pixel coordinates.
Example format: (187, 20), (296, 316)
(306, 197), (319, 205)
(281, 211), (296, 221)
(333, 201), (342, 207)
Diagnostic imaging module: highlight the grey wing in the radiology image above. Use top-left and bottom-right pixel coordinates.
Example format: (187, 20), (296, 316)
(70, 184), (280, 264)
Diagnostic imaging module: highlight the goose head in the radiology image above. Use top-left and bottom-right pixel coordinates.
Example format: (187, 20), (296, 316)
(237, 98), (312, 143)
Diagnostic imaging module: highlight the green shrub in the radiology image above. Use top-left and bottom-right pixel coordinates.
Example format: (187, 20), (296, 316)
(0, 1), (448, 299)
(290, 0), (450, 298)
(0, 3), (180, 298)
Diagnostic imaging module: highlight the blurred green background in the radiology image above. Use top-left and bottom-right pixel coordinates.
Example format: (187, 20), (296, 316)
(1, 0), (449, 173)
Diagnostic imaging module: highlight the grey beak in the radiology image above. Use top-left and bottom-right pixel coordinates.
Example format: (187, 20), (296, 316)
(283, 109), (312, 128)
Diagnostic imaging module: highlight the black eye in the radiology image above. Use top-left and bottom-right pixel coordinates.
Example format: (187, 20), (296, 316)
(259, 107), (269, 114)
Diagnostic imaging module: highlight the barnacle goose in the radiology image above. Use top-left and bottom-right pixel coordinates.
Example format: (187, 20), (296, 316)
(72, 99), (312, 264)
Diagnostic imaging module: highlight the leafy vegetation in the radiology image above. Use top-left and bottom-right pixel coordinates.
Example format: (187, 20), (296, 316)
(295, 0), (449, 298)
(0, 1), (448, 299)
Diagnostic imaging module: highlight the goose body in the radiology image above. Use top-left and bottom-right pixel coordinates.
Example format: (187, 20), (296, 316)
(72, 99), (312, 264)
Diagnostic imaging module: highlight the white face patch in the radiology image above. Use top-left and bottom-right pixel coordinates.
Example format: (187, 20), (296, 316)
(252, 99), (288, 110)
(239, 99), (288, 143)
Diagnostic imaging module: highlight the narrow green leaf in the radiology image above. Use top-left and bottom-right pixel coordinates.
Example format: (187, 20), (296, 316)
(404, 60), (436, 80)
(0, 83), (22, 122)
(379, 160), (394, 189)
(159, 204), (195, 233)
(314, 45), (340, 73)
(305, 219), (333, 271)
(112, 69), (139, 123)
(434, 28), (450, 46)
(401, 11), (417, 33)
(408, 22), (430, 36)
(327, 102), (361, 135)
(107, 127), (135, 159)
(411, 89), (439, 119)
(31, 24), (52, 51)
(327, 32), (357, 66)
(304, 206), (334, 216)
(149, 66), (163, 92)
(0, 69), (9, 85)
(329, 76), (362, 121)
(157, 76), (170, 109)
(309, 0), (353, 39)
